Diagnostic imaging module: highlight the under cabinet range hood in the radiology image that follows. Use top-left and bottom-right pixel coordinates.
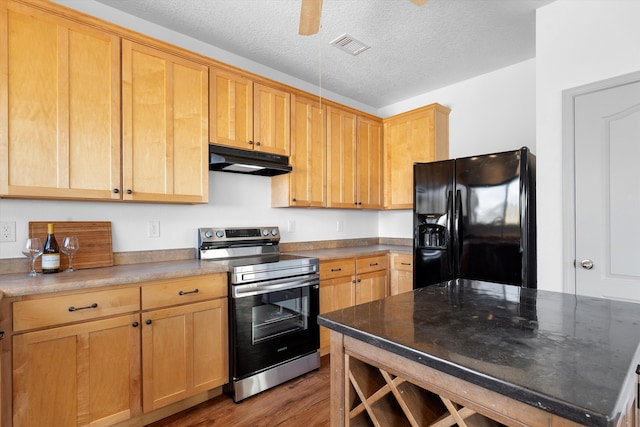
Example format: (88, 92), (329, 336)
(209, 144), (292, 176)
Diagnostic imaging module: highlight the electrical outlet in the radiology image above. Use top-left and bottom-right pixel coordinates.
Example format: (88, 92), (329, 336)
(0, 221), (16, 242)
(148, 221), (160, 238)
(288, 220), (296, 233)
(337, 220), (344, 233)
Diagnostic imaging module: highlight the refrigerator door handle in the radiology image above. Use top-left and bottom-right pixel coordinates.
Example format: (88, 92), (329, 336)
(455, 189), (463, 276)
(447, 190), (454, 276)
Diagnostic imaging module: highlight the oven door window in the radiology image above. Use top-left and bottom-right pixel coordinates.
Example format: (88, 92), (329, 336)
(252, 289), (307, 343)
(232, 282), (319, 380)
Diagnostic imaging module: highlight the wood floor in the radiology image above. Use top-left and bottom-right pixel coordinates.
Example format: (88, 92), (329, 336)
(148, 355), (331, 427)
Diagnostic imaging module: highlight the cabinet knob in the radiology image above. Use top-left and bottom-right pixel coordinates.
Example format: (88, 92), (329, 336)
(146, 319), (152, 325)
(248, 140), (254, 146)
(113, 188), (120, 194)
(255, 141), (261, 146)
(127, 189), (133, 195)
(292, 198), (297, 202)
(132, 322), (139, 328)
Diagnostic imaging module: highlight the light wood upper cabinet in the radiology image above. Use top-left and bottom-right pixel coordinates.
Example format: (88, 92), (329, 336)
(0, 1), (121, 200)
(327, 106), (383, 209)
(210, 68), (290, 156)
(210, 68), (253, 151)
(327, 106), (358, 208)
(357, 117), (383, 209)
(122, 40), (209, 203)
(254, 83), (290, 156)
(383, 103), (450, 209)
(272, 94), (326, 207)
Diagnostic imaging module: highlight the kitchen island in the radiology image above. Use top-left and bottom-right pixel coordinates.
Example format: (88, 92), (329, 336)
(318, 280), (639, 427)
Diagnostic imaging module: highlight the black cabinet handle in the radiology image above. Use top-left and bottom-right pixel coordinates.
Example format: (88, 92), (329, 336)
(248, 140), (254, 145)
(132, 322), (139, 328)
(331, 268), (342, 272)
(146, 319), (152, 325)
(68, 303), (98, 312)
(292, 198), (297, 202)
(113, 188), (119, 194)
(179, 288), (199, 296)
(127, 189), (133, 194)
(369, 262), (379, 267)
(401, 262), (411, 266)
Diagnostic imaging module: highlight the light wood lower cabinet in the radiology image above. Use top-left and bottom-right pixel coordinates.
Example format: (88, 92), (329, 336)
(7, 273), (228, 426)
(319, 254), (388, 354)
(12, 313), (141, 427)
(141, 298), (228, 412)
(390, 253), (413, 295)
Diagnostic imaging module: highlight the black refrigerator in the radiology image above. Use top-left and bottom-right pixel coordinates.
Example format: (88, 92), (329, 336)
(413, 147), (536, 289)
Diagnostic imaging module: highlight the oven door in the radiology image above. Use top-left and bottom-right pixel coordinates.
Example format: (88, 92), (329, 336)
(230, 275), (320, 380)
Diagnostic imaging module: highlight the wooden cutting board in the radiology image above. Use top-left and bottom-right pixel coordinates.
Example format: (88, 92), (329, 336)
(28, 221), (113, 271)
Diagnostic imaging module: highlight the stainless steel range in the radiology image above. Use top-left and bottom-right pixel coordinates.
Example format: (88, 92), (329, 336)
(198, 226), (320, 402)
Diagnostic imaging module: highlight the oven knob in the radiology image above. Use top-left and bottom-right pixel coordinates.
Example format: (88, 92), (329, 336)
(271, 229), (278, 236)
(215, 230), (224, 238)
(204, 230), (213, 239)
(262, 229), (269, 236)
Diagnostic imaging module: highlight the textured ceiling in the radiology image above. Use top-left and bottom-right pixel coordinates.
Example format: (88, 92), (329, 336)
(91, 0), (554, 109)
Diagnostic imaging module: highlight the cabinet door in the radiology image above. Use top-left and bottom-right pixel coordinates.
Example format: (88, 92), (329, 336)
(272, 94), (325, 207)
(254, 83), (290, 156)
(391, 253), (414, 295)
(122, 40), (208, 203)
(141, 299), (228, 412)
(12, 314), (141, 427)
(355, 270), (389, 305)
(327, 106), (358, 208)
(357, 117), (383, 209)
(383, 104), (450, 209)
(210, 68), (254, 150)
(319, 275), (355, 351)
(0, 1), (121, 200)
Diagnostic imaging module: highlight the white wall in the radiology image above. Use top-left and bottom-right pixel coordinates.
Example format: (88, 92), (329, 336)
(0, 172), (379, 258)
(535, 0), (640, 292)
(378, 59), (537, 239)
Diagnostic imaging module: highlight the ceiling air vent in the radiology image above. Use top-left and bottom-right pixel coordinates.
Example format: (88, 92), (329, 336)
(330, 34), (370, 56)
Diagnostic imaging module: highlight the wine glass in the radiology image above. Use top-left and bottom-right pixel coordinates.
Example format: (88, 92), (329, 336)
(61, 236), (80, 272)
(22, 238), (43, 277)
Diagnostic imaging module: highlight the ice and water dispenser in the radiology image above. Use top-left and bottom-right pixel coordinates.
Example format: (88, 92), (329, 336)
(417, 213), (447, 249)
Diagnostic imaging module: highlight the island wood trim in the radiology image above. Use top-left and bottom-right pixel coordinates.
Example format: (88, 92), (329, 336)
(329, 330), (636, 427)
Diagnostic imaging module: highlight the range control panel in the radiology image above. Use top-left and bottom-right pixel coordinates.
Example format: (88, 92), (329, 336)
(198, 226), (280, 249)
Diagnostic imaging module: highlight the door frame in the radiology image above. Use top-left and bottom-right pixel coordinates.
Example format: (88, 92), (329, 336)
(561, 70), (640, 294)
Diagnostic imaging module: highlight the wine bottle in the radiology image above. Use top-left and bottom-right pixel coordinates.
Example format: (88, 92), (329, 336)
(42, 223), (60, 274)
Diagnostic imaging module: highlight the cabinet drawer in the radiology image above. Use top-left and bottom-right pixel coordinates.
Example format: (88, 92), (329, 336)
(142, 274), (227, 310)
(391, 253), (413, 271)
(320, 258), (355, 280)
(13, 287), (140, 332)
(356, 254), (388, 274)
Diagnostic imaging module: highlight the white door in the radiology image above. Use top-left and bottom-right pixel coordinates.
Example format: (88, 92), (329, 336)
(574, 80), (640, 301)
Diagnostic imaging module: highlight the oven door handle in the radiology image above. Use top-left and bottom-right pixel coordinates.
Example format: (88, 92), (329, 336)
(232, 275), (319, 298)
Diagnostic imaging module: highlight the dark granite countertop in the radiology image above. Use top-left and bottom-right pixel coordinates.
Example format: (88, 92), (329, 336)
(318, 279), (640, 427)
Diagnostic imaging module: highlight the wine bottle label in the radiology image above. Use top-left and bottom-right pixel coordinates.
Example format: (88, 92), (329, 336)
(42, 253), (60, 269)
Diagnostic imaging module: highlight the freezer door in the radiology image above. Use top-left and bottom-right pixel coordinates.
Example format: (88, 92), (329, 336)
(413, 160), (454, 288)
(455, 150), (524, 285)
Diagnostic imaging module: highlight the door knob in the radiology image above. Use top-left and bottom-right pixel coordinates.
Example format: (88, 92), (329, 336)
(580, 259), (594, 270)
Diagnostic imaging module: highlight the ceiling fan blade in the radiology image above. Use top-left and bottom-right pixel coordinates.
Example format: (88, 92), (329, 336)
(411, 0), (430, 5)
(299, 0), (322, 35)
